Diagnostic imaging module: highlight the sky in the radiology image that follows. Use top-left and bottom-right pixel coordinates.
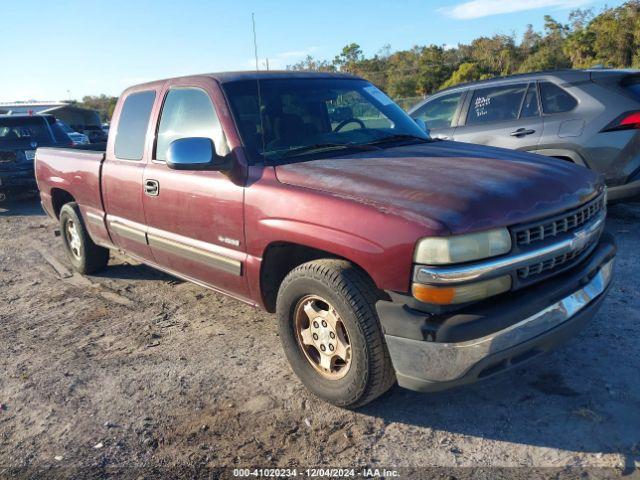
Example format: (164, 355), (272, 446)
(0, 0), (627, 102)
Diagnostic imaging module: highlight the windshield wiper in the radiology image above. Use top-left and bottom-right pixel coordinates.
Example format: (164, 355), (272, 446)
(279, 142), (381, 159)
(365, 134), (432, 146)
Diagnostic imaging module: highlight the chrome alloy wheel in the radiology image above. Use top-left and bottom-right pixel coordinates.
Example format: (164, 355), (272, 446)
(294, 295), (352, 379)
(65, 219), (82, 260)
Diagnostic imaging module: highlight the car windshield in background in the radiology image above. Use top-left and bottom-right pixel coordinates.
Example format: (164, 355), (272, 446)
(223, 78), (430, 164)
(0, 117), (53, 145)
(57, 121), (74, 133)
(47, 118), (72, 144)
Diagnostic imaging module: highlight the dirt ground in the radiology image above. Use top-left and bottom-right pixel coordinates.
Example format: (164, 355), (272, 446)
(1, 195), (639, 479)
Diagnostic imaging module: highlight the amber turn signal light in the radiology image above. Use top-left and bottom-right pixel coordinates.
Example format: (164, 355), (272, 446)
(412, 275), (512, 305)
(412, 283), (456, 305)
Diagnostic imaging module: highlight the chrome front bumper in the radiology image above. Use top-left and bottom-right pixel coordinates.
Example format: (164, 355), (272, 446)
(385, 257), (614, 391)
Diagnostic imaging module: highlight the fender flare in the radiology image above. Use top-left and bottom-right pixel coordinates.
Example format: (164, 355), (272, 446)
(529, 148), (588, 168)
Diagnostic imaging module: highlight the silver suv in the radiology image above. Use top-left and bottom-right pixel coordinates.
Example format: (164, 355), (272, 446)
(409, 69), (640, 201)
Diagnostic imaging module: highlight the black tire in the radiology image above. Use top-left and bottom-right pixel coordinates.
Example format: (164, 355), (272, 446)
(59, 202), (109, 274)
(276, 259), (396, 408)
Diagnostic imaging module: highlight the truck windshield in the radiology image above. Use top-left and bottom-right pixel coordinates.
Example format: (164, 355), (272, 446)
(223, 78), (430, 164)
(0, 116), (53, 145)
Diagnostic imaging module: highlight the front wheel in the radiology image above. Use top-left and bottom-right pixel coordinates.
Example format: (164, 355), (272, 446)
(59, 202), (109, 274)
(276, 259), (395, 408)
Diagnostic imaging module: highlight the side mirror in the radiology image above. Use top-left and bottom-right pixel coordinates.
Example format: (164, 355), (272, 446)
(413, 117), (430, 136)
(166, 137), (228, 171)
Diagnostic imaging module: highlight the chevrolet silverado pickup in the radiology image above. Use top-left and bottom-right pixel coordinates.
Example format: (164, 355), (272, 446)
(35, 72), (616, 407)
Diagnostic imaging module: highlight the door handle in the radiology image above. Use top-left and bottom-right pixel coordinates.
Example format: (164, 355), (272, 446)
(144, 179), (159, 196)
(510, 128), (536, 137)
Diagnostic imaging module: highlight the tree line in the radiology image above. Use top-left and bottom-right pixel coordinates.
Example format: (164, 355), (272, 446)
(68, 95), (118, 123)
(288, 1), (640, 98)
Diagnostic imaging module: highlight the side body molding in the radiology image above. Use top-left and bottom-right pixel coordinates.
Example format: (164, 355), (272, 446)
(106, 216), (242, 276)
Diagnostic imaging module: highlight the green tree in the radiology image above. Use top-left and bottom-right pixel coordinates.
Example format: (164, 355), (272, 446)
(518, 15), (571, 72)
(441, 62), (486, 88)
(284, 2), (640, 97)
(287, 55), (336, 72)
(79, 94), (118, 122)
(587, 1), (640, 67)
(333, 43), (364, 73)
(466, 35), (519, 76)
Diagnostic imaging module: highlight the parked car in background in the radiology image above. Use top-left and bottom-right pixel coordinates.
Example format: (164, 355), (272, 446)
(76, 124), (108, 144)
(36, 72), (614, 407)
(56, 120), (90, 145)
(409, 69), (640, 201)
(0, 114), (72, 200)
(101, 123), (110, 135)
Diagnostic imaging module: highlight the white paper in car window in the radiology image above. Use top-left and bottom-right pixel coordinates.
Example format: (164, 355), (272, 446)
(364, 86), (394, 106)
(474, 95), (491, 118)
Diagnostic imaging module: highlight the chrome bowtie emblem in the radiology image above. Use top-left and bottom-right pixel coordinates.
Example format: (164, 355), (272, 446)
(571, 226), (595, 251)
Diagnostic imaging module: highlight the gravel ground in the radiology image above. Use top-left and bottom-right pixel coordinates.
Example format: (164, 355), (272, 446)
(0, 196), (639, 479)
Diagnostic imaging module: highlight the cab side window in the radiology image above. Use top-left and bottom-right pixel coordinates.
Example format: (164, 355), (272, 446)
(539, 82), (577, 114)
(155, 87), (229, 161)
(115, 90), (156, 160)
(413, 92), (463, 129)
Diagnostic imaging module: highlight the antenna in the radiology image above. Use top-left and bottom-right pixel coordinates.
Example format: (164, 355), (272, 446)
(252, 13), (260, 71)
(252, 13), (267, 159)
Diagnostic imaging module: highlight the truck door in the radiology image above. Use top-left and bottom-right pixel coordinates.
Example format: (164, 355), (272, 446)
(141, 82), (249, 299)
(453, 82), (543, 151)
(102, 89), (157, 262)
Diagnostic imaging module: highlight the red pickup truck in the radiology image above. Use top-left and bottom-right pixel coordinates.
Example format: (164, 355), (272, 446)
(36, 72), (616, 407)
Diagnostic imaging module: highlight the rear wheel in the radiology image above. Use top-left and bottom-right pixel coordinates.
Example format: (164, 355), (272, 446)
(277, 259), (395, 408)
(59, 202), (109, 274)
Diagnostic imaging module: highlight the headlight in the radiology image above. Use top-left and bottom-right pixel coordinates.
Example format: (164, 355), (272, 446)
(414, 228), (511, 265)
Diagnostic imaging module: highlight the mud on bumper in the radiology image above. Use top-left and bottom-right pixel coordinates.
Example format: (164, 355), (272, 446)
(376, 234), (616, 392)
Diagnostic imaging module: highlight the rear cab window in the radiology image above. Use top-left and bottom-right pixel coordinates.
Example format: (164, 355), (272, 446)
(412, 91), (464, 129)
(114, 90), (156, 160)
(539, 82), (577, 114)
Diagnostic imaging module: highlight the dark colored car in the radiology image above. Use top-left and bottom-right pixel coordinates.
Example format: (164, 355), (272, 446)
(409, 69), (640, 201)
(77, 124), (108, 144)
(0, 114), (71, 200)
(36, 72), (615, 407)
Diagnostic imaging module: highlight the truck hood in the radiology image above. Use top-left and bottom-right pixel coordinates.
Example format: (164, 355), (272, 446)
(274, 141), (604, 234)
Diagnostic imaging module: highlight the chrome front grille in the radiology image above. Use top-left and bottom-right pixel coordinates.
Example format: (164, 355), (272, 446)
(517, 237), (597, 279)
(514, 194), (605, 247)
(414, 192), (607, 289)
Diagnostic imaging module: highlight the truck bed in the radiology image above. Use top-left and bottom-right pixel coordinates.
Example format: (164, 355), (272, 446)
(35, 145), (106, 220)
